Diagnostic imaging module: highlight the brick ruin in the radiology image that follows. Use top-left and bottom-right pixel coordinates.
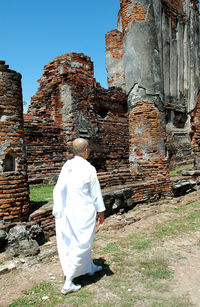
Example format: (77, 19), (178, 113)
(24, 53), (130, 187)
(0, 0), (200, 234)
(0, 61), (29, 224)
(106, 0), (200, 167)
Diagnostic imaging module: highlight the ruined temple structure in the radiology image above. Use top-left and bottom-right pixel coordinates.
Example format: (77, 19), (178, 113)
(0, 61), (30, 224)
(106, 0), (200, 166)
(0, 0), (200, 234)
(24, 53), (130, 186)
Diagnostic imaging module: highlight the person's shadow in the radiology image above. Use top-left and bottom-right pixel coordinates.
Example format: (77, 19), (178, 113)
(73, 257), (114, 288)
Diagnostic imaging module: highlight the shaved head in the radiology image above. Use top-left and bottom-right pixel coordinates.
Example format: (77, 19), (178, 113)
(72, 138), (89, 156)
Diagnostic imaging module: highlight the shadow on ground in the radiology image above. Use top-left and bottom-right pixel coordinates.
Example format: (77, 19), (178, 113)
(74, 257), (114, 288)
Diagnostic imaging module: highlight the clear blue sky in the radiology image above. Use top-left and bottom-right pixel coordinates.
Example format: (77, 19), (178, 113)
(1, 0), (120, 108)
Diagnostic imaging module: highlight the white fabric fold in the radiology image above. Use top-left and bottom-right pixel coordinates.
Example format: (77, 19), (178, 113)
(53, 156), (105, 279)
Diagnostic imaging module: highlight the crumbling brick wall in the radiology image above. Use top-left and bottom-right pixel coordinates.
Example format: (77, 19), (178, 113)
(105, 30), (125, 89)
(0, 61), (30, 225)
(24, 53), (130, 186)
(129, 101), (168, 179)
(129, 100), (171, 196)
(191, 92), (200, 167)
(23, 123), (67, 184)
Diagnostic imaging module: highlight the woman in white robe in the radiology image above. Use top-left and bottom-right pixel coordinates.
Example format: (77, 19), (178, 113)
(53, 138), (105, 294)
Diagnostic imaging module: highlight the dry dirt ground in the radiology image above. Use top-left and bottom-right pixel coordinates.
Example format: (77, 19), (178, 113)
(1, 190), (200, 306)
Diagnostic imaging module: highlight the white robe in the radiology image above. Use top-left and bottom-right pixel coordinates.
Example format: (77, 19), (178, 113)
(53, 156), (105, 280)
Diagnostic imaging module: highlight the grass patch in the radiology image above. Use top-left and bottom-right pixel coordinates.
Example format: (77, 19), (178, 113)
(154, 211), (200, 239)
(102, 242), (124, 264)
(152, 199), (200, 240)
(129, 237), (152, 251)
(102, 242), (119, 254)
(122, 233), (153, 251)
(174, 201), (200, 213)
(170, 163), (193, 177)
(101, 234), (153, 266)
(138, 258), (172, 280)
(68, 289), (95, 306)
(145, 281), (170, 292)
(30, 184), (54, 203)
(151, 296), (193, 307)
(10, 282), (64, 306)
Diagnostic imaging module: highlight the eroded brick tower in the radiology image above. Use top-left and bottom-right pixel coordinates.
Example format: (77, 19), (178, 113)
(0, 61), (30, 225)
(106, 0), (200, 179)
(106, 0), (170, 184)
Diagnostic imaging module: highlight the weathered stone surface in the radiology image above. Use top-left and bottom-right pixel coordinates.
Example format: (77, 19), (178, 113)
(29, 225), (46, 246)
(173, 180), (196, 197)
(6, 225), (40, 256)
(8, 239), (40, 257)
(0, 266), (8, 275)
(103, 186), (134, 215)
(38, 248), (57, 261)
(48, 174), (59, 186)
(182, 170), (200, 177)
(3, 224), (45, 256)
(0, 261), (17, 276)
(194, 155), (200, 169)
(8, 225), (28, 244)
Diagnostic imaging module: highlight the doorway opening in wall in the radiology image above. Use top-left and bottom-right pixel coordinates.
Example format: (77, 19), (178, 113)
(173, 110), (187, 128)
(3, 152), (17, 172)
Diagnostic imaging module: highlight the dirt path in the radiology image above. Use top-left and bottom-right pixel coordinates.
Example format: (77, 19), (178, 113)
(165, 234), (200, 306)
(1, 190), (200, 306)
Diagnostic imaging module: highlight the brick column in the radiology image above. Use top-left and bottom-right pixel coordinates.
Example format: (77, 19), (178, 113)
(0, 61), (30, 224)
(129, 100), (169, 180)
